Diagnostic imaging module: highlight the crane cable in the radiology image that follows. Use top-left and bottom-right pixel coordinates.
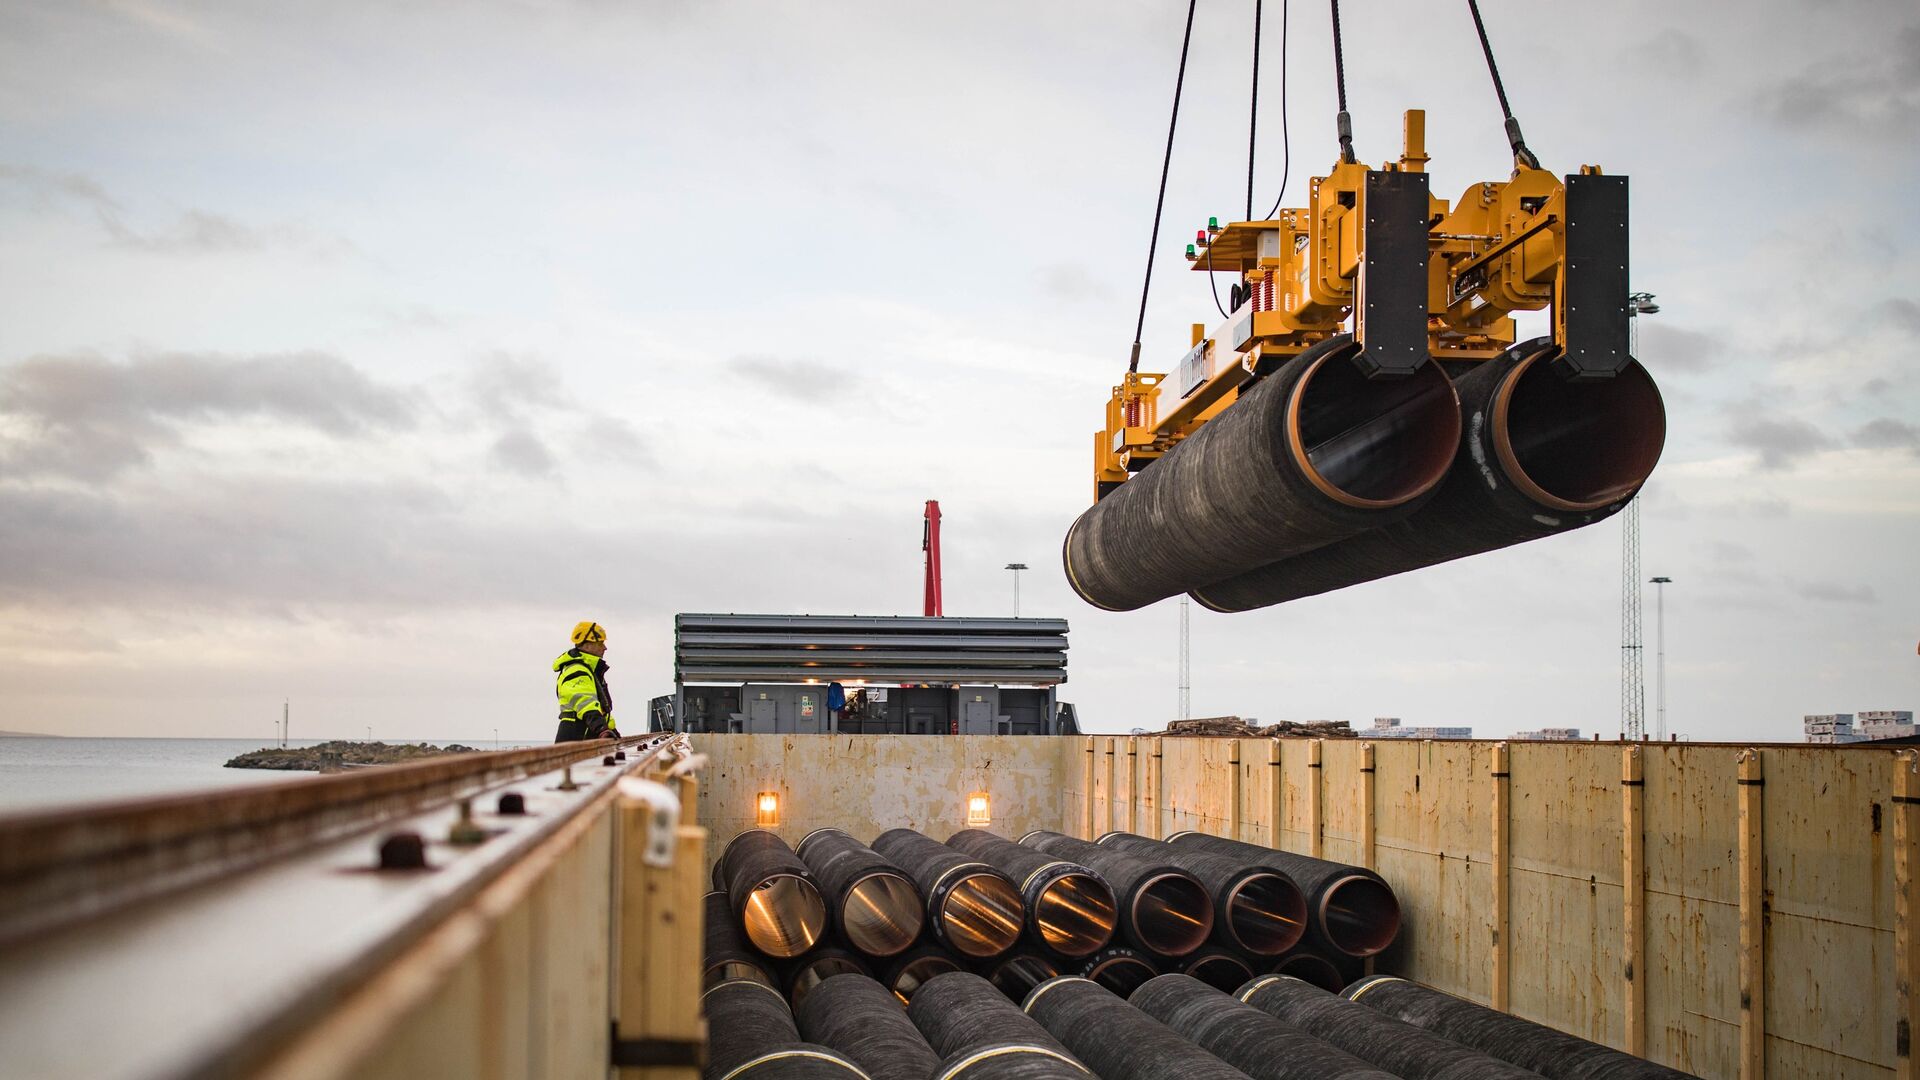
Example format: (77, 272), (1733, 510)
(1329, 0), (1355, 164)
(1211, 0), (1269, 320)
(1466, 0), (1541, 169)
(1128, 0), (1201, 375)
(1260, 0), (1291, 221)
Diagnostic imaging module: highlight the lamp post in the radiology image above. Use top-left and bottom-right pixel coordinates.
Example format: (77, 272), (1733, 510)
(1004, 563), (1028, 617)
(1650, 576), (1673, 740)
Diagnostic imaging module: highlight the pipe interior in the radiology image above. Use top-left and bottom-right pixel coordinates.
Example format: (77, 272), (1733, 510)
(890, 956), (962, 1004)
(1275, 953), (1345, 993)
(1130, 873), (1214, 958)
(1225, 872), (1308, 956)
(941, 873), (1026, 958)
(789, 956), (864, 1010)
(1085, 956), (1157, 998)
(742, 873), (829, 959)
(1035, 873), (1119, 958)
(842, 872), (925, 958)
(1500, 354), (1665, 508)
(1320, 876), (1401, 957)
(988, 955), (1062, 1001)
(1185, 954), (1256, 993)
(704, 960), (776, 992)
(1295, 352), (1460, 505)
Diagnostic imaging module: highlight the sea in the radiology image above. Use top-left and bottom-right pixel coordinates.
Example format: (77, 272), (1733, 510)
(0, 737), (524, 815)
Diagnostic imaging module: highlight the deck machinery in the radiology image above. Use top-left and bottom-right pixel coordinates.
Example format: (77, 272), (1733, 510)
(1066, 109), (1667, 612)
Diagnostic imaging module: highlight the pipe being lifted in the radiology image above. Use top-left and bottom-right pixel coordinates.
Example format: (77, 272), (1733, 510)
(872, 829), (1025, 959)
(1165, 832), (1399, 957)
(1345, 977), (1702, 1080)
(1098, 831), (1306, 956)
(1064, 336), (1462, 611)
(1023, 977), (1254, 1080)
(1191, 339), (1665, 610)
(795, 974), (943, 1080)
(796, 828), (926, 958)
(716, 829), (831, 959)
(909, 972), (1091, 1080)
(1239, 975), (1546, 1080)
(1127, 974), (1398, 1080)
(946, 829), (1118, 958)
(1020, 830), (1214, 958)
(704, 890), (777, 991)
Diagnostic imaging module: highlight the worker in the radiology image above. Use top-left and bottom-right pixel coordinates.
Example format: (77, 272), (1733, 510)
(554, 621), (619, 742)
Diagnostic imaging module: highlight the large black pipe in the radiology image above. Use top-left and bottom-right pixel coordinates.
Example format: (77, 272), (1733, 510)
(1019, 831), (1213, 957)
(880, 944), (966, 1003)
(978, 951), (1063, 1002)
(704, 978), (802, 1080)
(872, 829), (1024, 959)
(1239, 975), (1544, 1079)
(1345, 976), (1701, 1079)
(717, 1045), (877, 1080)
(1192, 339), (1666, 611)
(1022, 976), (1252, 1080)
(1165, 832), (1399, 957)
(1126, 974), (1396, 1080)
(946, 829), (1118, 958)
(1269, 950), (1344, 993)
(795, 973), (942, 1080)
(796, 828), (926, 958)
(782, 946), (872, 1011)
(908, 971), (1080, 1062)
(706, 890), (778, 990)
(717, 830), (831, 959)
(1098, 832), (1305, 956)
(1173, 947), (1256, 993)
(1075, 946), (1161, 997)
(1063, 335), (1462, 612)
(930, 1043), (1092, 1080)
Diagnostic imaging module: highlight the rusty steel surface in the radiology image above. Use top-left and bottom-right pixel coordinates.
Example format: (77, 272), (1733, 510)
(0, 735), (674, 1080)
(0, 735), (663, 950)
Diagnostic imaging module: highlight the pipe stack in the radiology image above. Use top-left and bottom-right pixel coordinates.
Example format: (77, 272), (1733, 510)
(785, 947), (872, 1011)
(1019, 831), (1213, 958)
(705, 890), (777, 990)
(715, 830), (830, 959)
(1126, 974), (1397, 1080)
(909, 972), (1089, 1080)
(796, 974), (941, 1080)
(873, 829), (1025, 959)
(1163, 832), (1400, 958)
(703, 978), (875, 1080)
(1024, 977), (1252, 1080)
(797, 828), (926, 959)
(1345, 976), (1701, 1079)
(1097, 832), (1306, 957)
(1239, 975), (1545, 1079)
(947, 829), (1118, 958)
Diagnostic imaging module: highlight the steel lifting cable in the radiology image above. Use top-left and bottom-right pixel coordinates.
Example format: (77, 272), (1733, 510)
(1466, 0), (1542, 169)
(1212, 0), (1268, 320)
(1329, 0), (1355, 163)
(1128, 0), (1201, 375)
(1261, 0), (1291, 220)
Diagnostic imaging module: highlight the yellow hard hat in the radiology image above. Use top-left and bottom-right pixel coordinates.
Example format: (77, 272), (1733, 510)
(571, 621), (607, 646)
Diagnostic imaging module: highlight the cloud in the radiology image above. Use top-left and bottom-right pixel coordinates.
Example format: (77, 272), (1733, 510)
(1636, 323), (1724, 374)
(1855, 416), (1920, 452)
(1, 161), (350, 257)
(1761, 24), (1920, 131)
(1873, 297), (1920, 334)
(1794, 579), (1877, 605)
(489, 428), (556, 477)
(1725, 409), (1836, 469)
(0, 350), (416, 481)
(727, 355), (852, 403)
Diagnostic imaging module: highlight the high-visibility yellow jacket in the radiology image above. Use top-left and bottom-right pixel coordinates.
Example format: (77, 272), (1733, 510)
(553, 650), (615, 741)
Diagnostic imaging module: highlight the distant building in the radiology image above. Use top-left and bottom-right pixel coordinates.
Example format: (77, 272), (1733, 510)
(1514, 727), (1583, 741)
(1369, 716), (1472, 740)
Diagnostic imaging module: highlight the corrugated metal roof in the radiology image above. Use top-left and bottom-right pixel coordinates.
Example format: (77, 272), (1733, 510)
(674, 613), (1070, 686)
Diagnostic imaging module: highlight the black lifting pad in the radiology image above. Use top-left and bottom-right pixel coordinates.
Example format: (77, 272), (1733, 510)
(1353, 168), (1431, 379)
(1559, 172), (1632, 380)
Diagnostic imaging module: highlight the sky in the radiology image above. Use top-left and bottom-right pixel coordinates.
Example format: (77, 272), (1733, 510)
(0, 0), (1915, 743)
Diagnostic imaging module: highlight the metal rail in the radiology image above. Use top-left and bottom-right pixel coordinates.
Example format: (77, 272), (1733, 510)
(0, 734), (663, 949)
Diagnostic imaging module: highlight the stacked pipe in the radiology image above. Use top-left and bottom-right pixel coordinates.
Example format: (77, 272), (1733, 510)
(785, 947), (872, 1010)
(1097, 832), (1306, 958)
(1019, 831), (1213, 958)
(946, 828), (1118, 959)
(1125, 974), (1397, 1079)
(1172, 947), (1257, 993)
(1162, 832), (1400, 959)
(1238, 975), (1545, 1079)
(1076, 946), (1161, 997)
(1345, 976), (1703, 1079)
(1188, 339), (1666, 612)
(908, 972), (1090, 1080)
(1063, 335), (1464, 612)
(1022, 976), (1252, 1080)
(979, 952), (1063, 1003)
(715, 829), (830, 959)
(881, 945), (966, 1004)
(705, 890), (777, 990)
(873, 828), (1025, 960)
(703, 977), (874, 1080)
(795, 973), (942, 1080)
(796, 828), (926, 958)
